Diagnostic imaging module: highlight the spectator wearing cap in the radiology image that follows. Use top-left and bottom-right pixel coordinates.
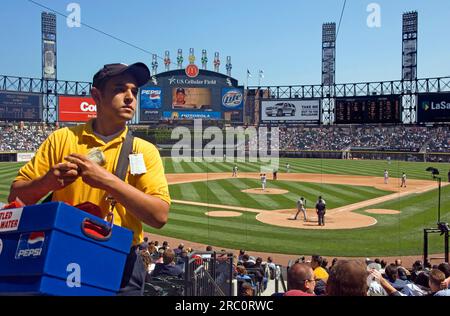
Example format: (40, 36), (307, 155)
(284, 263), (315, 296)
(366, 262), (388, 296)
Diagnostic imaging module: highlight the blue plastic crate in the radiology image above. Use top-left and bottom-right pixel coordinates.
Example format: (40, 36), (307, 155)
(0, 202), (133, 296)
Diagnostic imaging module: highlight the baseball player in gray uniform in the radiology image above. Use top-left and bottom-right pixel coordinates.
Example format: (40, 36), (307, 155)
(294, 197), (307, 221)
(400, 172), (407, 187)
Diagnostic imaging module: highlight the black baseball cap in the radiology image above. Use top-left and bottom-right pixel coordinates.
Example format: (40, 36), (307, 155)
(176, 87), (185, 94)
(92, 62), (150, 88)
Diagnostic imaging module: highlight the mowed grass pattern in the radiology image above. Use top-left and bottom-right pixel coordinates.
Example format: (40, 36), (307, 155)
(0, 162), (25, 202)
(169, 179), (392, 211)
(162, 157), (450, 180)
(1, 159), (449, 256)
(146, 185), (450, 257)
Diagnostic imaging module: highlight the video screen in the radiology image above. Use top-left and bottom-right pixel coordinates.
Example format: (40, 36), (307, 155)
(172, 87), (211, 110)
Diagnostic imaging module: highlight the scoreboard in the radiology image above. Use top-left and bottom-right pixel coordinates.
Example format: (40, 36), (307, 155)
(335, 95), (401, 124)
(0, 92), (42, 121)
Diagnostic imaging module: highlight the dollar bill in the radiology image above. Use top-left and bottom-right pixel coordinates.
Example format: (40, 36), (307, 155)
(87, 147), (106, 166)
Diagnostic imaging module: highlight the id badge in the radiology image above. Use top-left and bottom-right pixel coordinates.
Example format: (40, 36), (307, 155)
(129, 153), (147, 175)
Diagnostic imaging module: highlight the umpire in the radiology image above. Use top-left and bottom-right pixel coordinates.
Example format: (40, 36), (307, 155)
(315, 196), (326, 226)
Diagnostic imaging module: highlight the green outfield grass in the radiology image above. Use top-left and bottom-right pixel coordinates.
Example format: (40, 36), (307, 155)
(162, 157), (450, 180)
(169, 179), (392, 211)
(145, 185), (450, 257)
(1, 159), (449, 257)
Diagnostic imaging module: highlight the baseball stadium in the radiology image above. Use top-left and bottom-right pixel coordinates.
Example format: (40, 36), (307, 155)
(1, 1), (450, 299)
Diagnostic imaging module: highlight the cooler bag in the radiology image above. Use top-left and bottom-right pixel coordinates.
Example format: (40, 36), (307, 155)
(0, 202), (133, 296)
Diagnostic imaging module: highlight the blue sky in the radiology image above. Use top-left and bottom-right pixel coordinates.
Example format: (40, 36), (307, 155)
(0, 0), (449, 86)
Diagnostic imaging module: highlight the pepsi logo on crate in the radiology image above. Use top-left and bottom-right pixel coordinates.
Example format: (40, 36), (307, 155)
(15, 232), (46, 259)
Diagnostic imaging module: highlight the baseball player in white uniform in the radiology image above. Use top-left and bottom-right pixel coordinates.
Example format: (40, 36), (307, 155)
(384, 170), (389, 184)
(232, 165), (238, 177)
(261, 173), (267, 191)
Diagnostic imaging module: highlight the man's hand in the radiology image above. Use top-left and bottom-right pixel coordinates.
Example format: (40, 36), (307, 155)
(43, 162), (80, 191)
(64, 153), (115, 190)
(441, 276), (450, 290)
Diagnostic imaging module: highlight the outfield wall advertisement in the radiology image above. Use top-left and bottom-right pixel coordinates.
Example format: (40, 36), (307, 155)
(260, 99), (320, 123)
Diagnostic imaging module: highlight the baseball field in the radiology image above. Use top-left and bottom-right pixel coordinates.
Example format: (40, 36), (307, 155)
(1, 157), (449, 257)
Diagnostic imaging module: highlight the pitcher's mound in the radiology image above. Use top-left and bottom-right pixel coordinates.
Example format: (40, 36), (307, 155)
(256, 209), (377, 230)
(205, 211), (242, 217)
(365, 209), (401, 215)
(242, 188), (289, 195)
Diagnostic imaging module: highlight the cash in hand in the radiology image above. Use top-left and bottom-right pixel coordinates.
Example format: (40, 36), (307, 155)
(87, 147), (106, 166)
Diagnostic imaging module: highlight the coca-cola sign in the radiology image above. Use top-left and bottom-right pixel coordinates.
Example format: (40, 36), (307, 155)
(58, 96), (97, 122)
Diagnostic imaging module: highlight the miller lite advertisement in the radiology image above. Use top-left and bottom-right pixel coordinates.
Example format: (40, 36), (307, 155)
(58, 96), (97, 122)
(222, 88), (243, 110)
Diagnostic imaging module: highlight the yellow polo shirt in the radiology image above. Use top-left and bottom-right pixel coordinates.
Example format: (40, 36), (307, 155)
(313, 267), (329, 281)
(14, 120), (171, 245)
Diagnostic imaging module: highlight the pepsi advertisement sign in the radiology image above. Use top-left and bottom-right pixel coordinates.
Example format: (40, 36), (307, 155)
(418, 93), (450, 122)
(222, 88), (243, 110)
(140, 87), (162, 109)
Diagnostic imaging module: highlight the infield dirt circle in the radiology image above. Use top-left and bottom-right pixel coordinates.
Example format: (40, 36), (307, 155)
(241, 188), (289, 195)
(205, 211), (243, 217)
(365, 209), (401, 215)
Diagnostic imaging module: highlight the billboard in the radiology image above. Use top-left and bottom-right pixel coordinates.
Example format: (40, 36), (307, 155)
(43, 40), (56, 80)
(140, 87), (162, 109)
(139, 69), (244, 123)
(0, 92), (42, 121)
(58, 96), (97, 122)
(417, 93), (450, 122)
(335, 95), (401, 124)
(17, 152), (35, 162)
(222, 88), (243, 110)
(172, 87), (211, 110)
(163, 111), (221, 120)
(322, 47), (335, 86)
(260, 100), (320, 123)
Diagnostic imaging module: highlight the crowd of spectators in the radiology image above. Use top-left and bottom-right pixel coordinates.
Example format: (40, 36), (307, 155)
(1, 122), (448, 154)
(0, 122), (56, 152)
(137, 239), (450, 297)
(279, 125), (450, 152)
(280, 254), (450, 296)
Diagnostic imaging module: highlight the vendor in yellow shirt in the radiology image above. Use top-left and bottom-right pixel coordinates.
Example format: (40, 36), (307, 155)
(8, 62), (170, 295)
(311, 255), (329, 281)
